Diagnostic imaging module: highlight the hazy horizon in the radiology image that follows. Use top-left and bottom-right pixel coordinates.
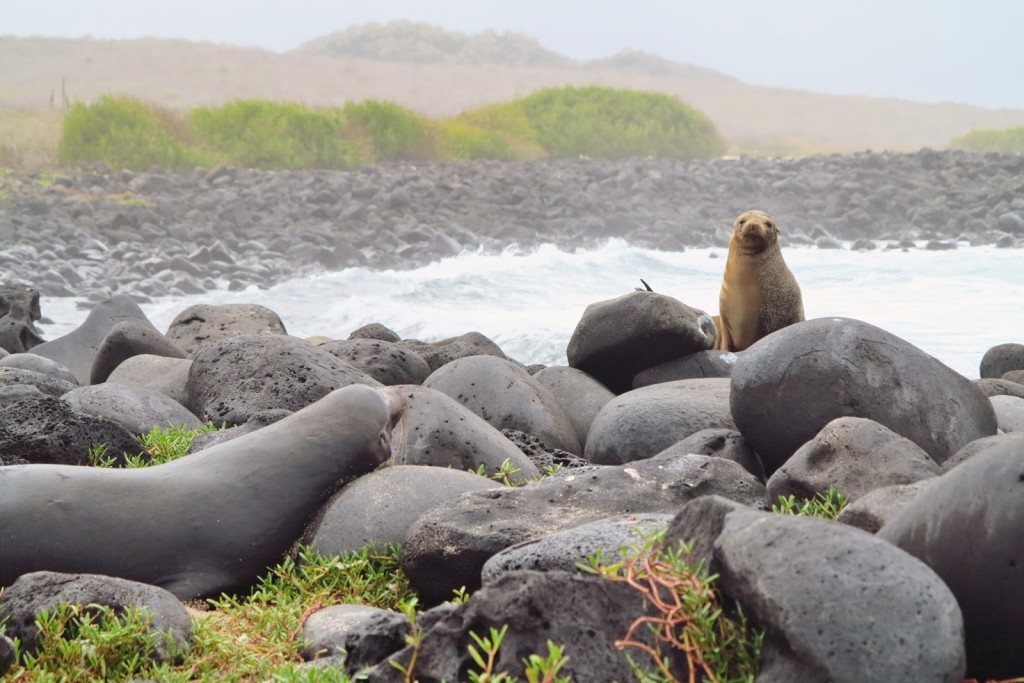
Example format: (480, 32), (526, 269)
(6, 0), (1024, 110)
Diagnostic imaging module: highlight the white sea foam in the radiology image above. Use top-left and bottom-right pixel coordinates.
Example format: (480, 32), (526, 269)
(38, 241), (1024, 379)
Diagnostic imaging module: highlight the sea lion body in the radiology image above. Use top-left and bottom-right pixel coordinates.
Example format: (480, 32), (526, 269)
(717, 210), (804, 352)
(0, 384), (400, 600)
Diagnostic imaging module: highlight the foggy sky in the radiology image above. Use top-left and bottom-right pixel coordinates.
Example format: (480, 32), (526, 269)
(6, 0), (1023, 109)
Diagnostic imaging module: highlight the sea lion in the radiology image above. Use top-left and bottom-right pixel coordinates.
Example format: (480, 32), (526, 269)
(0, 384), (402, 600)
(716, 210), (804, 352)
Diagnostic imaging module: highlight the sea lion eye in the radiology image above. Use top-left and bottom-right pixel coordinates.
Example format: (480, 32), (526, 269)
(737, 219), (746, 227)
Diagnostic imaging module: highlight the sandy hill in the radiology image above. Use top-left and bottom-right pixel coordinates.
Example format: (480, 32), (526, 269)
(3, 22), (1024, 153)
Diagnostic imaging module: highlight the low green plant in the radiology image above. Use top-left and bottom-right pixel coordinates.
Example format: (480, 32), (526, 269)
(342, 99), (442, 162)
(189, 99), (365, 169)
(58, 95), (205, 170)
(88, 423), (221, 468)
(467, 624), (514, 682)
(771, 487), (848, 520)
(5, 545), (412, 682)
(583, 531), (763, 683)
(950, 126), (1024, 153)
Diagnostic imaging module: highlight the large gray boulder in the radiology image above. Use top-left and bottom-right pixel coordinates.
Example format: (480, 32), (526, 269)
(766, 417), (939, 503)
(366, 571), (655, 682)
(305, 465), (500, 556)
(90, 319), (186, 384)
(0, 353), (78, 384)
(106, 354), (193, 411)
(0, 366), (76, 397)
(631, 349), (737, 388)
(670, 499), (965, 682)
(397, 331), (506, 372)
(401, 452), (766, 603)
(165, 303), (287, 355)
(61, 384), (200, 435)
(585, 379), (734, 465)
(567, 291), (717, 394)
(481, 513), (671, 584)
(0, 571), (192, 660)
(990, 394), (1024, 432)
(382, 385), (537, 481)
(654, 428), (765, 481)
(835, 480), (934, 533)
(423, 355), (581, 454)
(187, 334), (380, 426)
(940, 432), (1024, 472)
(320, 338), (430, 386)
(980, 342), (1024, 379)
(880, 438), (1024, 679)
(33, 295), (159, 384)
(532, 365), (614, 445)
(0, 386), (141, 465)
(730, 318), (996, 472)
(974, 377), (1024, 399)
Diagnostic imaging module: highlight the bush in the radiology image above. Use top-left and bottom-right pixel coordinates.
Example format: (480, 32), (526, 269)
(58, 95), (202, 170)
(189, 100), (364, 169)
(342, 100), (441, 162)
(443, 103), (547, 161)
(505, 86), (726, 160)
(950, 126), (1024, 153)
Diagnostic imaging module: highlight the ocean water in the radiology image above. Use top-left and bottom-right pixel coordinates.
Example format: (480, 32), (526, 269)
(39, 240), (1023, 379)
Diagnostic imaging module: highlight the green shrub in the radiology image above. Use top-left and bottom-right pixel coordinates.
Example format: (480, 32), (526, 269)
(505, 85), (725, 160)
(189, 100), (364, 169)
(342, 100), (441, 161)
(442, 103), (546, 160)
(950, 126), (1024, 153)
(58, 95), (202, 170)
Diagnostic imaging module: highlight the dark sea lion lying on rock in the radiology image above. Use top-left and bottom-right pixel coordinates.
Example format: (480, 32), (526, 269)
(0, 385), (400, 600)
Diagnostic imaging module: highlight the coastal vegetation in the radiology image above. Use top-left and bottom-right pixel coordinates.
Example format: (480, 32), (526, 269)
(950, 126), (1024, 153)
(54, 87), (726, 171)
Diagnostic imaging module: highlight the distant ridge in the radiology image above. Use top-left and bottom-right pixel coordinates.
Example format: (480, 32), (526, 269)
(3, 22), (1024, 154)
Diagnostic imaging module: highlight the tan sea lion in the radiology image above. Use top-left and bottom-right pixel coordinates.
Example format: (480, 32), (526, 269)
(716, 210), (804, 352)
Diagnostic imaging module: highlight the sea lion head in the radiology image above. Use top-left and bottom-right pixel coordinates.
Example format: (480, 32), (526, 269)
(732, 210), (779, 254)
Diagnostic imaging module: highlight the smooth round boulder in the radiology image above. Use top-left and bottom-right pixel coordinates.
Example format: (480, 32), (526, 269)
(481, 513), (671, 584)
(349, 323), (400, 342)
(585, 378), (734, 465)
(397, 331), (506, 372)
(300, 604), (409, 669)
(631, 349), (738, 388)
(1003, 369), (1024, 385)
(32, 295), (159, 384)
(61, 384), (200, 435)
(730, 318), (997, 472)
(0, 366), (76, 397)
(0, 571), (192, 660)
(766, 417), (939, 503)
(106, 354), (193, 411)
(879, 438), (1024, 678)
(655, 427), (765, 481)
(980, 342), (1024, 379)
(567, 291), (717, 394)
(320, 338), (431, 386)
(0, 353), (78, 384)
(532, 365), (614, 445)
(165, 303), (287, 355)
(990, 394), (1024, 432)
(187, 334), (380, 426)
(305, 465), (500, 556)
(0, 386), (141, 465)
(382, 385), (537, 482)
(90, 319), (186, 384)
(974, 378), (1024, 399)
(835, 480), (933, 533)
(940, 432), (1024, 472)
(423, 355), (581, 454)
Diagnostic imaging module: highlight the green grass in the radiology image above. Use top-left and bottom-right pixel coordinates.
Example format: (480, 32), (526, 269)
(771, 487), (848, 520)
(53, 87), (725, 171)
(950, 126), (1024, 153)
(89, 423), (220, 468)
(583, 530), (763, 682)
(3, 545), (413, 682)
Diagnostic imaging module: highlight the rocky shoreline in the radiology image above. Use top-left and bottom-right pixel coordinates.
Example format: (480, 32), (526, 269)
(0, 283), (1022, 680)
(1, 149), (1023, 302)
